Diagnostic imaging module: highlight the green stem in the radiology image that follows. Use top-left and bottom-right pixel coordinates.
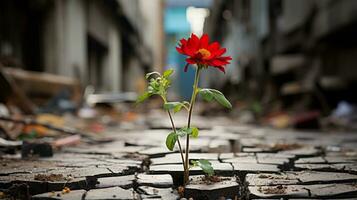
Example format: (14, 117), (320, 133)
(184, 65), (201, 185)
(167, 110), (186, 172)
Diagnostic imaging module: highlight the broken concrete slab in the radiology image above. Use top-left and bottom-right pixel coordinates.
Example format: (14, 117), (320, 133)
(136, 174), (173, 188)
(246, 171), (357, 186)
(222, 156), (257, 164)
(280, 146), (321, 157)
(184, 175), (240, 200)
(308, 183), (357, 198)
(294, 163), (357, 173)
(32, 189), (86, 200)
(246, 173), (299, 186)
(218, 152), (255, 160)
(232, 163), (280, 174)
(295, 156), (326, 164)
(138, 186), (178, 199)
(95, 175), (135, 189)
(85, 187), (136, 200)
(248, 185), (309, 198)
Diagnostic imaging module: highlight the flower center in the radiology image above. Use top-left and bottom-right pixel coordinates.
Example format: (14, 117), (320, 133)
(197, 48), (211, 59)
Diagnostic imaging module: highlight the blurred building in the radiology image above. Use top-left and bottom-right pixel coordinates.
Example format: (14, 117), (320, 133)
(0, 0), (164, 93)
(206, 0), (357, 114)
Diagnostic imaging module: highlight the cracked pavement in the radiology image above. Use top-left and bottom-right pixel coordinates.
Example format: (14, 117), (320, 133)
(1, 114), (357, 199)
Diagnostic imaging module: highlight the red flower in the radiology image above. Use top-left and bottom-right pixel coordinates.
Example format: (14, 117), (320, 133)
(176, 33), (232, 73)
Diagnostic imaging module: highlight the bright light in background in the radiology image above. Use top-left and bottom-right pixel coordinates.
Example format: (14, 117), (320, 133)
(186, 6), (210, 36)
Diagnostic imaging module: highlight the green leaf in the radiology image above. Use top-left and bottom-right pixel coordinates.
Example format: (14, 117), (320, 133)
(163, 69), (174, 78)
(175, 127), (199, 138)
(210, 89), (232, 109)
(136, 92), (151, 104)
(145, 72), (160, 79)
(163, 102), (183, 113)
(166, 132), (177, 151)
(191, 127), (199, 138)
(192, 159), (214, 176)
(198, 89), (214, 101)
(176, 128), (188, 137)
(198, 88), (232, 109)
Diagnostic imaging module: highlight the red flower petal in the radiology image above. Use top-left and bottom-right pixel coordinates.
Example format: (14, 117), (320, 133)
(200, 34), (209, 48)
(186, 58), (197, 64)
(215, 66), (226, 73)
(176, 47), (184, 54)
(208, 42), (220, 51)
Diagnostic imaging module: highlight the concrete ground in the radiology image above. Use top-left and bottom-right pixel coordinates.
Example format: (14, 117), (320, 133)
(1, 113), (357, 199)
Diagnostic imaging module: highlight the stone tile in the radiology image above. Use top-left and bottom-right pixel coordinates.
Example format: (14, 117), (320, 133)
(257, 157), (290, 166)
(294, 171), (357, 183)
(185, 175), (240, 200)
(218, 152), (255, 160)
(295, 157), (326, 164)
(248, 185), (309, 198)
(294, 163), (357, 173)
(256, 153), (296, 159)
(32, 189), (86, 200)
(85, 187), (136, 200)
(138, 186), (178, 199)
(150, 153), (219, 165)
(308, 184), (357, 198)
(136, 174), (173, 188)
(243, 147), (273, 153)
(246, 173), (299, 186)
(150, 156), (182, 165)
(324, 156), (357, 163)
(95, 175), (135, 189)
(280, 146), (320, 157)
(222, 156), (257, 164)
(246, 171), (357, 186)
(138, 147), (176, 158)
(0, 173), (87, 194)
(149, 163), (233, 175)
(206, 139), (231, 153)
(232, 163), (280, 174)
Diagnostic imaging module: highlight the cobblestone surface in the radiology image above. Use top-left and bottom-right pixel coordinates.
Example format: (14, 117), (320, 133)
(1, 115), (357, 199)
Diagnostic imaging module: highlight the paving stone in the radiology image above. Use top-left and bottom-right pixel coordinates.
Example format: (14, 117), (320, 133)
(149, 163), (233, 175)
(256, 153), (296, 159)
(56, 167), (113, 179)
(138, 186), (178, 199)
(150, 153), (218, 165)
(32, 189), (86, 200)
(308, 183), (357, 198)
(184, 175), (240, 200)
(136, 174), (173, 188)
(295, 171), (357, 183)
(206, 139), (231, 153)
(0, 173), (87, 194)
(280, 146), (321, 157)
(95, 175), (135, 189)
(150, 156), (182, 165)
(294, 163), (357, 173)
(231, 163), (280, 174)
(218, 152), (255, 160)
(246, 173), (299, 186)
(149, 163), (233, 185)
(295, 157), (326, 164)
(243, 147), (273, 153)
(138, 147), (177, 158)
(257, 157), (290, 166)
(222, 156), (257, 164)
(246, 171), (357, 186)
(85, 187), (136, 200)
(248, 185), (309, 198)
(324, 156), (357, 163)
